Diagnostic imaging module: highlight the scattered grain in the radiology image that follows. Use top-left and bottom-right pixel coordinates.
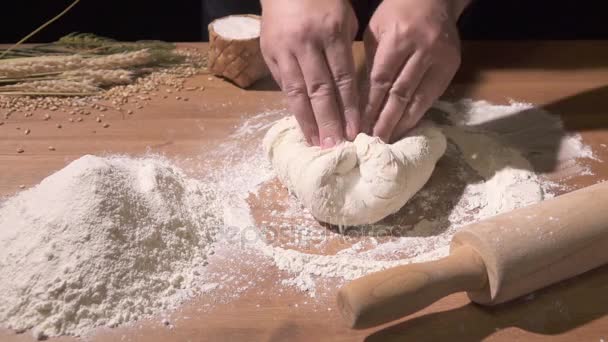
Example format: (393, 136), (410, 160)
(0, 47), (206, 117)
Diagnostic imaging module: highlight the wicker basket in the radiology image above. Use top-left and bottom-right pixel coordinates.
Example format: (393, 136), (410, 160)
(208, 15), (270, 88)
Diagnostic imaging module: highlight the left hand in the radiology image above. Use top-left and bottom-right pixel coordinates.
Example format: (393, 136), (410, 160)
(362, 0), (470, 142)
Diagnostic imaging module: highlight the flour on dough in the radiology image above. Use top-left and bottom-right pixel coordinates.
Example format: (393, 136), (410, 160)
(263, 117), (447, 226)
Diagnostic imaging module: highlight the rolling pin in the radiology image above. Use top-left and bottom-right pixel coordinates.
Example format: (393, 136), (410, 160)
(337, 181), (608, 329)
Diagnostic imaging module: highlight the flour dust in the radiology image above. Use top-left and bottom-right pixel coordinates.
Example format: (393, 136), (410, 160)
(211, 99), (599, 297)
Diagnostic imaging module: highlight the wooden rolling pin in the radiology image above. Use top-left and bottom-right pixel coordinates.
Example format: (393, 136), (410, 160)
(337, 181), (608, 329)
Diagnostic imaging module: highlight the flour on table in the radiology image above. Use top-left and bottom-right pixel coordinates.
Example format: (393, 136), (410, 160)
(0, 155), (221, 339)
(215, 99), (599, 296)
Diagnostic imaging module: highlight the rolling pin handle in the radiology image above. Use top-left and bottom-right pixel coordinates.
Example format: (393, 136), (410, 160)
(337, 246), (488, 329)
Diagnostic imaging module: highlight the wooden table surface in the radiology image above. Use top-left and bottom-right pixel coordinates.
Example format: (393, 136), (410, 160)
(1, 42), (608, 341)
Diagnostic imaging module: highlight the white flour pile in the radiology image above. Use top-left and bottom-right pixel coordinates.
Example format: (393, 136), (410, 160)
(0, 155), (221, 339)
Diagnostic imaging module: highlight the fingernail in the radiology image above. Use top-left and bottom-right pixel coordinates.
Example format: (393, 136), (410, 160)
(321, 136), (337, 149)
(311, 135), (320, 146)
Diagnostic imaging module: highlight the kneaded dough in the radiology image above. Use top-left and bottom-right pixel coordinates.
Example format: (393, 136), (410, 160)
(263, 117), (447, 226)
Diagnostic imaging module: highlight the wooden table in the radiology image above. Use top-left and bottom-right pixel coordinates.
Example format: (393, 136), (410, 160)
(2, 42), (608, 341)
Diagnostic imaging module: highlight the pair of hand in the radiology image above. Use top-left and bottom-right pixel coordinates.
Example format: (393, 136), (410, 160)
(260, 0), (470, 147)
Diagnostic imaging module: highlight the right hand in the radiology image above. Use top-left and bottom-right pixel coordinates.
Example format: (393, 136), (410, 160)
(260, 0), (360, 148)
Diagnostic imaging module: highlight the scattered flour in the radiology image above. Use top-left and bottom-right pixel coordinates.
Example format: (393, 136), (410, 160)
(213, 99), (599, 296)
(0, 155), (221, 339)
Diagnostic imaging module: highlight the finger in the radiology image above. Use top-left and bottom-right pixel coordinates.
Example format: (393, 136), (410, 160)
(325, 39), (360, 141)
(278, 54), (319, 145)
(360, 28), (377, 132)
(392, 65), (454, 142)
(266, 58), (282, 89)
(363, 28), (378, 76)
(260, 33), (281, 89)
(362, 34), (413, 135)
(297, 46), (344, 148)
(372, 52), (431, 142)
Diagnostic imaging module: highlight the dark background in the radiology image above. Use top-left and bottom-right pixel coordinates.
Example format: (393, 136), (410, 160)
(1, 0), (607, 44)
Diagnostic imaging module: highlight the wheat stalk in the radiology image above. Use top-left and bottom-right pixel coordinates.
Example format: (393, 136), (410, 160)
(0, 55), (83, 78)
(0, 80), (101, 94)
(0, 50), (153, 78)
(81, 50), (154, 69)
(61, 69), (133, 86)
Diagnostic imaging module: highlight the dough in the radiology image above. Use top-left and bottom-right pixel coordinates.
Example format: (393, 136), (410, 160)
(263, 117), (447, 226)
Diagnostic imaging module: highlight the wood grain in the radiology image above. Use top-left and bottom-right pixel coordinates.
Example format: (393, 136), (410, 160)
(1, 42), (608, 341)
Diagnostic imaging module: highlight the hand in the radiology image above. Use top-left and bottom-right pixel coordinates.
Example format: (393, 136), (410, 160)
(260, 0), (360, 148)
(362, 0), (470, 142)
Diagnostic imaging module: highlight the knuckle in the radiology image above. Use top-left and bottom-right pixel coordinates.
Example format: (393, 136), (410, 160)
(307, 81), (334, 99)
(369, 71), (393, 91)
(388, 87), (412, 104)
(283, 82), (308, 98)
(412, 92), (428, 107)
(409, 94), (431, 115)
(284, 21), (315, 43)
(333, 72), (354, 89)
(323, 20), (344, 42)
